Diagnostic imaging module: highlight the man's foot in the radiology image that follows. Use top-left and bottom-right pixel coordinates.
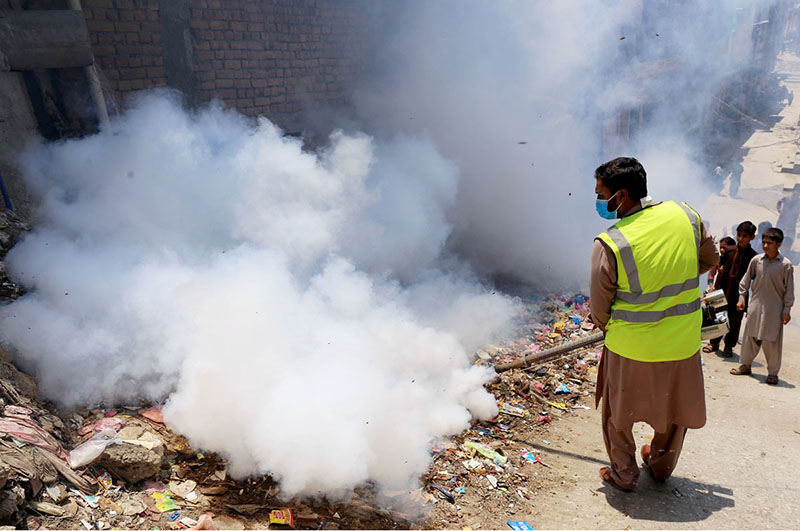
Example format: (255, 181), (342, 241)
(730, 364), (751, 375)
(766, 375), (779, 385)
(641, 445), (666, 482)
(721, 348), (734, 358)
(599, 467), (634, 492)
(702, 344), (718, 353)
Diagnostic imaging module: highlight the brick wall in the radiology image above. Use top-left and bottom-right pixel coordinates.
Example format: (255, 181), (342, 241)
(80, 0), (166, 97)
(73, 0), (369, 129)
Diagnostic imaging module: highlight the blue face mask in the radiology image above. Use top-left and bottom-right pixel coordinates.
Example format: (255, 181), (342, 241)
(595, 191), (620, 220)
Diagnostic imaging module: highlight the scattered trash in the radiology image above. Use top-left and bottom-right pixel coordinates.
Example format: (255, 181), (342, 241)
(140, 407), (164, 424)
(507, 521), (534, 530)
(150, 491), (178, 512)
(28, 501), (65, 517)
(70, 489), (99, 508)
(269, 509), (294, 527)
(168, 479), (197, 500)
(69, 429), (122, 468)
(520, 450), (550, 468)
(463, 441), (508, 465)
(96, 471), (113, 490)
(498, 402), (527, 417)
(430, 483), (455, 503)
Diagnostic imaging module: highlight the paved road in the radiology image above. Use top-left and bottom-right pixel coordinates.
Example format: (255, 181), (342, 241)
(524, 54), (800, 530)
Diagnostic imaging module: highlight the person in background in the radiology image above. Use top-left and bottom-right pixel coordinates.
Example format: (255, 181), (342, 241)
(731, 227), (794, 385)
(782, 236), (800, 264)
(707, 236), (736, 291)
(590, 157), (717, 492)
(703, 221), (757, 357)
(757, 221), (773, 239)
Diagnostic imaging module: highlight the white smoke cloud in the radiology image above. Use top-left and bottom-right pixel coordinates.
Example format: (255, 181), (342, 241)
(0, 0), (784, 501)
(355, 1), (777, 285)
(1, 92), (519, 497)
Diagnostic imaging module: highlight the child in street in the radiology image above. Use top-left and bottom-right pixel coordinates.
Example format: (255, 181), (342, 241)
(731, 227), (795, 385)
(707, 236), (736, 291)
(704, 221), (757, 356)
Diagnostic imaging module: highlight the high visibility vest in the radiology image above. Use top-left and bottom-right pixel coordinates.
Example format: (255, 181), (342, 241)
(596, 201), (702, 362)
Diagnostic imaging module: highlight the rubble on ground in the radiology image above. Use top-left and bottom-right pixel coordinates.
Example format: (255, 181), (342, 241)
(0, 209), (28, 301)
(421, 293), (600, 529)
(0, 204), (598, 531)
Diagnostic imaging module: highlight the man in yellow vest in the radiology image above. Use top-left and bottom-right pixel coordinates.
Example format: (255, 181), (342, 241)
(590, 157), (719, 491)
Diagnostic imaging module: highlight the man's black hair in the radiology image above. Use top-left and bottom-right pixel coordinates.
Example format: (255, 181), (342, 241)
(757, 221), (773, 234)
(762, 227), (784, 243)
(720, 236), (736, 246)
(736, 221), (756, 236)
(594, 157), (648, 200)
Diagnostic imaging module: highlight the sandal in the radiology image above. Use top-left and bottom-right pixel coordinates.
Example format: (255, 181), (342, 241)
(702, 345), (718, 353)
(721, 348), (734, 358)
(730, 364), (751, 375)
(766, 375), (779, 385)
(599, 466), (633, 492)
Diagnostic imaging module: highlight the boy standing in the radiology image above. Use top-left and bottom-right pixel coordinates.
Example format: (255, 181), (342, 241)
(731, 227), (795, 385)
(704, 221), (757, 356)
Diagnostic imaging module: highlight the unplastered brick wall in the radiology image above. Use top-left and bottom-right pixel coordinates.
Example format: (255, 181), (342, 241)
(80, 0), (167, 95)
(75, 0), (369, 128)
(189, 0), (367, 121)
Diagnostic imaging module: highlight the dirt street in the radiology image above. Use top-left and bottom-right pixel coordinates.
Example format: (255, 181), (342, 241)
(490, 55), (800, 530)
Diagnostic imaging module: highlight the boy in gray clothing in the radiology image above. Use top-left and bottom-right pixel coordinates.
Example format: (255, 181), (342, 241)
(731, 227), (795, 385)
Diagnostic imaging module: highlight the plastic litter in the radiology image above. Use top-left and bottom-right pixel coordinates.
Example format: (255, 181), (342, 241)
(140, 406), (164, 424)
(97, 470), (113, 490)
(69, 428), (122, 468)
(463, 441), (508, 465)
(520, 449), (550, 467)
(151, 491), (178, 512)
(497, 402), (527, 417)
(269, 509), (294, 527)
(507, 521), (534, 530)
(430, 483), (455, 503)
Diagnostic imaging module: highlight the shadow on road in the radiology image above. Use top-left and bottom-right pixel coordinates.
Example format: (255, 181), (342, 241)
(599, 473), (734, 523)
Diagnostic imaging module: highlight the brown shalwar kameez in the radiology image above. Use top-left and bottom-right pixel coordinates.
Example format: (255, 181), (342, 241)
(590, 204), (718, 490)
(738, 253), (795, 376)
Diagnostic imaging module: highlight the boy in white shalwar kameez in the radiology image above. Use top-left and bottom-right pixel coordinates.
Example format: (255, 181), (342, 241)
(731, 227), (795, 385)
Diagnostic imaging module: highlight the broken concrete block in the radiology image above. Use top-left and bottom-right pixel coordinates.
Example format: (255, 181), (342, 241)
(96, 425), (164, 484)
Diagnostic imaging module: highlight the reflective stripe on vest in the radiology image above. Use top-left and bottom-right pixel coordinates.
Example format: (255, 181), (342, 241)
(596, 201), (702, 362)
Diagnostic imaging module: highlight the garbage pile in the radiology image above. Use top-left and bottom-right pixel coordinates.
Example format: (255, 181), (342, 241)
(0, 209), (29, 301)
(473, 293), (595, 368)
(420, 292), (601, 530)
(0, 202), (600, 531)
(0, 373), (408, 530)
